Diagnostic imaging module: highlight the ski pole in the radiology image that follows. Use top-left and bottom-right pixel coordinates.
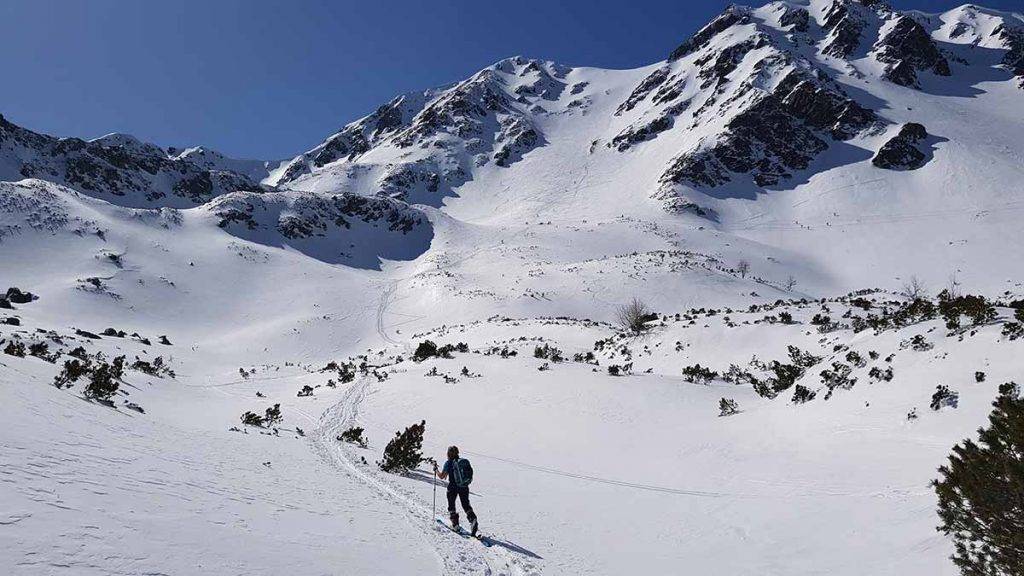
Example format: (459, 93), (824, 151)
(428, 457), (437, 523)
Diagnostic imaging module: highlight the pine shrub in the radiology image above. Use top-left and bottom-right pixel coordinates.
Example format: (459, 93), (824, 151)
(53, 359), (89, 389)
(4, 340), (26, 357)
(338, 426), (368, 448)
(791, 384), (816, 404)
(84, 362), (119, 401)
(379, 420), (425, 473)
(718, 397), (739, 417)
(534, 344), (564, 362)
(264, 403), (283, 425)
(682, 364), (718, 384)
(412, 340), (438, 362)
(938, 291), (997, 330)
(930, 385), (959, 411)
(933, 382), (1023, 574)
(241, 411), (265, 426)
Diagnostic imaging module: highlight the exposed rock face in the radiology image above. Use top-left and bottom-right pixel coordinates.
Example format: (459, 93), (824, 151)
(875, 16), (951, 87)
(0, 115), (264, 207)
(695, 35), (770, 89)
(210, 191), (427, 237)
(993, 23), (1024, 87)
(669, 6), (751, 61)
(208, 191), (432, 268)
(276, 93), (428, 183)
(612, 115), (675, 151)
(275, 57), (554, 203)
(377, 160), (462, 204)
(617, 67), (670, 115)
(779, 6), (810, 32)
(872, 123), (929, 170)
(663, 94), (833, 188)
(660, 64), (878, 189)
(820, 0), (868, 58)
(5, 287), (36, 304)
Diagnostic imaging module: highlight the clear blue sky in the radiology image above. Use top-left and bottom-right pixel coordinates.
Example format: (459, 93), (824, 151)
(1, 0), (1017, 159)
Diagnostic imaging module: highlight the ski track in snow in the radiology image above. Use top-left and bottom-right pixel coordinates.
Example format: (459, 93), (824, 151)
(312, 376), (539, 576)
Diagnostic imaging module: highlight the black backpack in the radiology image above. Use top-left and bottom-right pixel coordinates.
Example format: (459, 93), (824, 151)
(452, 457), (473, 487)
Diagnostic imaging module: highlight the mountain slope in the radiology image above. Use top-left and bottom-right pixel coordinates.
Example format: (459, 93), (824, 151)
(0, 115), (275, 209)
(1, 1), (1023, 575)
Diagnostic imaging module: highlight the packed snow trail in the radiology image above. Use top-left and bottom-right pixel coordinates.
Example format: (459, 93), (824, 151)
(311, 376), (539, 576)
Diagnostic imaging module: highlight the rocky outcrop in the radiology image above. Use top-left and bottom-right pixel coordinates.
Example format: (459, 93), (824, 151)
(207, 191), (432, 268)
(211, 192), (426, 238)
(661, 67), (878, 188)
(669, 6), (751, 61)
(0, 115), (265, 207)
(820, 0), (868, 58)
(276, 94), (427, 183)
(616, 67), (670, 115)
(5, 287), (36, 304)
(779, 6), (810, 32)
(612, 115), (674, 151)
(872, 123), (929, 169)
(695, 35), (770, 89)
(993, 23), (1024, 87)
(276, 57), (553, 196)
(875, 16), (951, 87)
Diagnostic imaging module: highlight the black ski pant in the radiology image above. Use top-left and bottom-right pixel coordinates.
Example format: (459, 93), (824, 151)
(447, 485), (475, 525)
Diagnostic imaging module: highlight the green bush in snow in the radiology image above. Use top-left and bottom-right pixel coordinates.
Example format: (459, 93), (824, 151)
(934, 382), (1023, 575)
(379, 420), (425, 473)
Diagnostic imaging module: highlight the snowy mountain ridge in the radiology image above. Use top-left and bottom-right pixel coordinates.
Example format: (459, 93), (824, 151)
(2, 1), (1023, 575)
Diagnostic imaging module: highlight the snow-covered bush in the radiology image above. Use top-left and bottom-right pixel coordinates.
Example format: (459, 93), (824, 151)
(131, 356), (174, 378)
(1003, 322), (1023, 341)
(240, 411), (265, 426)
(572, 351), (597, 364)
(84, 362), (120, 401)
(607, 363), (632, 376)
(264, 403), (283, 425)
(787, 345), (821, 368)
(3, 340), (26, 357)
(53, 359), (89, 389)
(902, 334), (933, 352)
(937, 291), (996, 330)
(930, 385), (958, 411)
(682, 364), (717, 384)
(534, 344), (564, 362)
(821, 362), (856, 400)
(933, 382), (1023, 574)
(297, 385), (314, 397)
(412, 340), (439, 362)
(718, 397), (739, 417)
(338, 426), (368, 448)
(28, 341), (59, 363)
(379, 420), (425, 473)
(868, 366), (894, 382)
(412, 340), (467, 362)
(791, 384), (815, 404)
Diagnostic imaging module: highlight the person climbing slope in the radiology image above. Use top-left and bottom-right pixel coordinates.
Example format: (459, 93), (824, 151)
(434, 445), (477, 536)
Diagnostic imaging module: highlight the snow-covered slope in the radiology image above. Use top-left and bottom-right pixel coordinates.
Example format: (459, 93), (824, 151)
(2, 1), (1023, 574)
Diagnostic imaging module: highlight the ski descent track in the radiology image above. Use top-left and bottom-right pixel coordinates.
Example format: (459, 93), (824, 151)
(312, 376), (539, 576)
